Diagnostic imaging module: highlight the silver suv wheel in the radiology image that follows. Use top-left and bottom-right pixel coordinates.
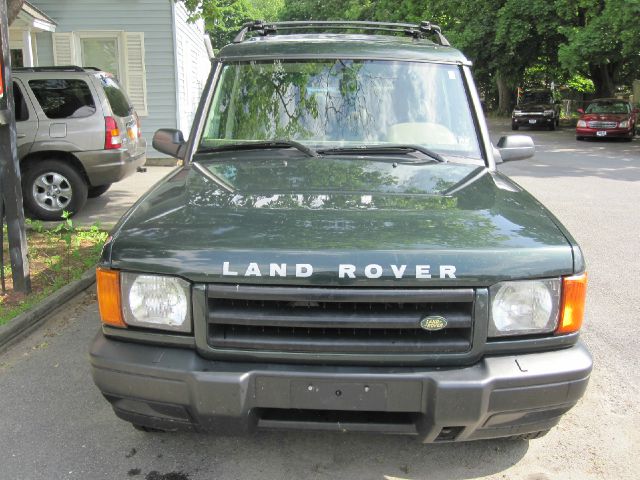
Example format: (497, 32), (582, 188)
(22, 159), (88, 220)
(33, 172), (73, 212)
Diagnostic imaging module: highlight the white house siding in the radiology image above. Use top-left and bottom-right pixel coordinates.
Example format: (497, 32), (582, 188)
(29, 0), (177, 156)
(173, 2), (210, 135)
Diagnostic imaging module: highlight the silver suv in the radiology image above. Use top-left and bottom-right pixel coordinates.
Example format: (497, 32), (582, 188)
(12, 66), (147, 220)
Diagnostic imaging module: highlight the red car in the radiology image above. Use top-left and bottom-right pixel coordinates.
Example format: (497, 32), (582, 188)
(576, 98), (638, 141)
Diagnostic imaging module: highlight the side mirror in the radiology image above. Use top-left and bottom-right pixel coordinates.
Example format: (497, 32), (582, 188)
(152, 128), (186, 159)
(496, 135), (535, 162)
(633, 108), (639, 114)
(577, 108), (585, 114)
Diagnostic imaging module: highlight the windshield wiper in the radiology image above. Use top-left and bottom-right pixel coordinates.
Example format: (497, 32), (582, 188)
(197, 140), (318, 158)
(317, 144), (446, 163)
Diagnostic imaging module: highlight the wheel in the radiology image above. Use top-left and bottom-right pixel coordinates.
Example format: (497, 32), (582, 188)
(576, 136), (584, 141)
(555, 116), (560, 127)
(548, 122), (555, 131)
(511, 123), (519, 131)
(132, 423), (166, 433)
(22, 159), (88, 221)
(88, 183), (112, 198)
(507, 429), (550, 441)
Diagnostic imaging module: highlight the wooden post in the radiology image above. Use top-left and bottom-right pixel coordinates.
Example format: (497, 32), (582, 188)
(0, 0), (31, 293)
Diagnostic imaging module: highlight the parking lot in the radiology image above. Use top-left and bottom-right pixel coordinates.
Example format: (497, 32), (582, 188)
(1, 122), (638, 480)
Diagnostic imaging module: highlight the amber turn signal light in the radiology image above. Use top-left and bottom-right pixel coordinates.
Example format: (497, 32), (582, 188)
(96, 268), (126, 328)
(556, 272), (587, 335)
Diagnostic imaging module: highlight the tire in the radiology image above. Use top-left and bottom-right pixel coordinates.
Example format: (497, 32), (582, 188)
(548, 123), (555, 131)
(576, 136), (584, 141)
(22, 159), (88, 221)
(507, 429), (551, 441)
(88, 183), (112, 198)
(511, 123), (519, 131)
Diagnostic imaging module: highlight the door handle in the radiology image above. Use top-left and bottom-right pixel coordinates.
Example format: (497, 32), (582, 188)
(16, 134), (26, 139)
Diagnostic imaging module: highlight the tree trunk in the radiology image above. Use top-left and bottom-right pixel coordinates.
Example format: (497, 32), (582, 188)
(589, 64), (615, 98)
(7, 0), (25, 26)
(496, 73), (513, 116)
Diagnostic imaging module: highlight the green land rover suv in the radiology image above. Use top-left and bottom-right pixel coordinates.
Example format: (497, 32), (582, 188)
(90, 21), (591, 442)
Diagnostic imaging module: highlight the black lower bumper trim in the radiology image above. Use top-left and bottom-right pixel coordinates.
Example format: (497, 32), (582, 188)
(90, 333), (592, 442)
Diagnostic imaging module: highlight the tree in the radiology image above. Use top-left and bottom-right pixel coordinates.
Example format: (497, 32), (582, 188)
(7, 0), (24, 25)
(557, 0), (640, 98)
(282, 0), (565, 114)
(183, 0), (283, 49)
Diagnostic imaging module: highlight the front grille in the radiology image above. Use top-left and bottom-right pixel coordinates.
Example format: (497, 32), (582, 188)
(588, 121), (617, 129)
(206, 285), (474, 355)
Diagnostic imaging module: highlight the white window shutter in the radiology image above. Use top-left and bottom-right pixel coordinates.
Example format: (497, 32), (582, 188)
(124, 32), (148, 116)
(52, 33), (76, 66)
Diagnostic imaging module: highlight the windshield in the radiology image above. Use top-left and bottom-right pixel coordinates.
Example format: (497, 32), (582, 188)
(520, 92), (552, 104)
(199, 60), (482, 162)
(585, 101), (630, 114)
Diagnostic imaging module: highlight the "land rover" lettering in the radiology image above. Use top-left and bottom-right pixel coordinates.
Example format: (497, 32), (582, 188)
(221, 262), (456, 279)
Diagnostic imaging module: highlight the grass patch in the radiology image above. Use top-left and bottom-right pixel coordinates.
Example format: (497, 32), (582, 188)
(1, 214), (107, 326)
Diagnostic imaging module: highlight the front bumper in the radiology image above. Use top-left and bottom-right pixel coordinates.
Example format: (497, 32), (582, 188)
(76, 139), (147, 187)
(90, 334), (592, 442)
(512, 115), (555, 127)
(576, 127), (633, 138)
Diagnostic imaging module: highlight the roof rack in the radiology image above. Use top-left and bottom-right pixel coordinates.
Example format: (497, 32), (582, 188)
(233, 20), (451, 46)
(12, 66), (101, 73)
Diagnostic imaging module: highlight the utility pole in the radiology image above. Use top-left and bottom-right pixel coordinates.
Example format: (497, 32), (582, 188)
(0, 0), (31, 293)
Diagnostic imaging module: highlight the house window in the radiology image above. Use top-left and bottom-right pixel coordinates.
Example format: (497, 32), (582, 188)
(80, 37), (121, 79)
(53, 31), (147, 115)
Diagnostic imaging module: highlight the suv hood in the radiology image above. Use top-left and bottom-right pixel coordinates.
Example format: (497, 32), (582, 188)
(107, 156), (575, 287)
(516, 102), (554, 112)
(581, 113), (630, 122)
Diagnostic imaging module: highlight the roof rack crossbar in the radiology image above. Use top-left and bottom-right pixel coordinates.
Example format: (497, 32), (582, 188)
(233, 20), (450, 46)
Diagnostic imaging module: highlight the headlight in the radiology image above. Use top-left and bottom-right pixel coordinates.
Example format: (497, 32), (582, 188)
(544, 109), (555, 117)
(489, 279), (561, 337)
(121, 273), (191, 332)
(619, 120), (629, 128)
(577, 120), (587, 127)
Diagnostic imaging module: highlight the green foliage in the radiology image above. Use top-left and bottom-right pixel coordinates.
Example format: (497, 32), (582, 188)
(278, 0), (640, 109)
(566, 74), (596, 94)
(1, 215), (108, 325)
(556, 0), (640, 96)
(183, 0), (284, 49)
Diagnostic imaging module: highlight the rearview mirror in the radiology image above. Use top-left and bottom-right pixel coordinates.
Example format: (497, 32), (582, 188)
(152, 128), (186, 159)
(577, 108), (584, 114)
(496, 135), (535, 162)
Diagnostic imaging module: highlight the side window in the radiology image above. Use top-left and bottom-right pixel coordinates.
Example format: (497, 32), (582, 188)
(13, 83), (29, 122)
(28, 79), (97, 119)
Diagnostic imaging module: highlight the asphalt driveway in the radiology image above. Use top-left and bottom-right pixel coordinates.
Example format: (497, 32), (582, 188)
(1, 123), (638, 480)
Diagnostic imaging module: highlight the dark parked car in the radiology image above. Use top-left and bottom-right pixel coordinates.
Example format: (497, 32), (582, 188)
(576, 98), (637, 141)
(512, 90), (561, 131)
(90, 21), (591, 443)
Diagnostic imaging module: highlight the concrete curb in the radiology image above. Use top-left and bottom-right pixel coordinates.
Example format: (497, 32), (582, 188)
(0, 268), (96, 352)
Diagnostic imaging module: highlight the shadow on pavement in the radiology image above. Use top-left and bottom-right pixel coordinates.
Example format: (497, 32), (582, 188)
(125, 428), (530, 480)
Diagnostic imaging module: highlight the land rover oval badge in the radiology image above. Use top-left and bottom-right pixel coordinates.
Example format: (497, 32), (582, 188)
(420, 315), (448, 331)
